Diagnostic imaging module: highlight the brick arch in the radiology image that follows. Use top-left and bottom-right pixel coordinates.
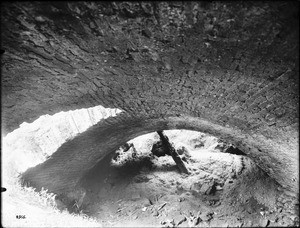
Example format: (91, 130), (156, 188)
(21, 113), (298, 195)
(2, 2), (299, 194)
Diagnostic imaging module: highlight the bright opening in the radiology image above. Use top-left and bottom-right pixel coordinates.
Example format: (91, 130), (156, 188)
(2, 105), (122, 227)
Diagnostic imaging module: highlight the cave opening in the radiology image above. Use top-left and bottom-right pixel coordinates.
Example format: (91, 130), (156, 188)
(62, 129), (284, 227)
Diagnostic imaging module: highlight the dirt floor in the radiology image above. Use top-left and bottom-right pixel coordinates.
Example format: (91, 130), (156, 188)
(57, 131), (298, 227)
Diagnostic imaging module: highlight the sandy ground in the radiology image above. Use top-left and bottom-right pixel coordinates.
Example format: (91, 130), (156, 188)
(64, 131), (297, 227)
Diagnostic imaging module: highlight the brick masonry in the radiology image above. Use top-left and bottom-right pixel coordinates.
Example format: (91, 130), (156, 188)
(1, 2), (299, 195)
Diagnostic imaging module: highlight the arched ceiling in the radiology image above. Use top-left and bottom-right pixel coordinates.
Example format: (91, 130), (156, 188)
(21, 114), (298, 194)
(1, 2), (299, 193)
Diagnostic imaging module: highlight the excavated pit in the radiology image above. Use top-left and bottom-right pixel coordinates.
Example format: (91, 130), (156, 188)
(54, 130), (298, 227)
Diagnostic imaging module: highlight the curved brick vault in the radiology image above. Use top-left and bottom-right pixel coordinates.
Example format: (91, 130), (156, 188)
(1, 2), (299, 195)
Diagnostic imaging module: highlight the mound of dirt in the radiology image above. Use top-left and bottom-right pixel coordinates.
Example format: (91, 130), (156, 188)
(59, 131), (298, 227)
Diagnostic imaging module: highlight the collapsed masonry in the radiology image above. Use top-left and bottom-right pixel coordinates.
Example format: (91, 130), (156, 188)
(1, 1), (299, 226)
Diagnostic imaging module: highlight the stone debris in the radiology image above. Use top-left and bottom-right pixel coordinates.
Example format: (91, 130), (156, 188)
(176, 216), (187, 226)
(68, 131), (293, 227)
(199, 211), (214, 222)
(161, 219), (176, 227)
(216, 185), (223, 191)
(259, 218), (270, 227)
(152, 210), (159, 217)
(199, 183), (212, 194)
(187, 212), (201, 227)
